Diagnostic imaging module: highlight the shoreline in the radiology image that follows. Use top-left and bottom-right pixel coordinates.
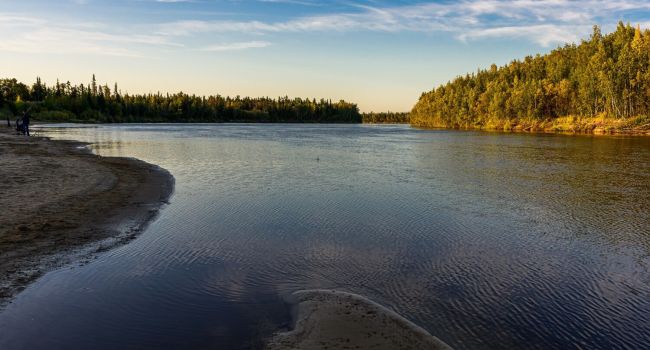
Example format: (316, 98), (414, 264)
(413, 127), (650, 136)
(412, 125), (650, 136)
(266, 290), (453, 350)
(411, 116), (650, 136)
(0, 127), (174, 307)
(27, 120), (650, 135)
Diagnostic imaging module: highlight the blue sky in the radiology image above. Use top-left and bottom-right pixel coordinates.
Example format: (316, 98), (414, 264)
(2, 1), (650, 112)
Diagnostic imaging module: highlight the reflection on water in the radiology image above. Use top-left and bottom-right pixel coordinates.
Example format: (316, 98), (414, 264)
(2, 124), (649, 350)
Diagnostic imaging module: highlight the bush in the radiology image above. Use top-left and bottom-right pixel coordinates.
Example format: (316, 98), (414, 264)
(34, 110), (76, 122)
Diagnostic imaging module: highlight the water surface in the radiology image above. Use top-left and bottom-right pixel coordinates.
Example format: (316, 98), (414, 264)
(1, 124), (649, 349)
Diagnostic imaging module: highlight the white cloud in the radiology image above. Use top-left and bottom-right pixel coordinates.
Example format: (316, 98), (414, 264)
(458, 24), (590, 47)
(2, 0), (650, 57)
(158, 0), (650, 46)
(200, 41), (271, 51)
(0, 13), (178, 57)
(258, 0), (320, 6)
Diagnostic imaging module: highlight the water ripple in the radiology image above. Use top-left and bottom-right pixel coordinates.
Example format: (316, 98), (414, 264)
(1, 124), (648, 350)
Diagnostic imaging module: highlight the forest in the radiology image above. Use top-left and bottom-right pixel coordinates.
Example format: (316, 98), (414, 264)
(411, 23), (650, 132)
(5, 23), (648, 131)
(0, 76), (361, 123)
(361, 112), (410, 124)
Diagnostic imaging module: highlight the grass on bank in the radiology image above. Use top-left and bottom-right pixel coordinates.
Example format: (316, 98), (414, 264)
(411, 114), (650, 134)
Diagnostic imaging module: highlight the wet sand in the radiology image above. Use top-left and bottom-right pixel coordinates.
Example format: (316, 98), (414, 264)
(0, 127), (174, 307)
(266, 290), (453, 350)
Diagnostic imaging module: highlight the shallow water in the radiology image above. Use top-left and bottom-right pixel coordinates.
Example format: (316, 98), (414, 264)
(2, 124), (649, 349)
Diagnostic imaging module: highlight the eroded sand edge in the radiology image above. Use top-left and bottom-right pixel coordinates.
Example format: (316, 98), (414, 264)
(267, 289), (453, 350)
(0, 127), (174, 307)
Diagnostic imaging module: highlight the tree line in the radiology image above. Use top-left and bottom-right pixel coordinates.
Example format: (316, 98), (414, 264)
(411, 23), (650, 131)
(361, 112), (410, 124)
(0, 76), (361, 123)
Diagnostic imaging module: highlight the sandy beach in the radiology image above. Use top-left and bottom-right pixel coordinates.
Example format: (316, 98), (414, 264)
(266, 290), (453, 350)
(0, 126), (174, 307)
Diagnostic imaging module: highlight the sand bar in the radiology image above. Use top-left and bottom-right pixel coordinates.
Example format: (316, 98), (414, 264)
(0, 126), (174, 306)
(266, 290), (453, 350)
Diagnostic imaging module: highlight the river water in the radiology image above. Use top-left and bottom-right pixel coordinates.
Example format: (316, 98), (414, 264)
(1, 124), (649, 349)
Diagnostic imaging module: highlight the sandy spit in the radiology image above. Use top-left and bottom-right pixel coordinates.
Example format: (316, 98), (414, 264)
(266, 290), (453, 350)
(0, 126), (174, 307)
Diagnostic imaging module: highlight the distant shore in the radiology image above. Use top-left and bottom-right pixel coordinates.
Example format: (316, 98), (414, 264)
(0, 126), (174, 307)
(412, 116), (650, 135)
(26, 117), (649, 135)
(266, 290), (453, 350)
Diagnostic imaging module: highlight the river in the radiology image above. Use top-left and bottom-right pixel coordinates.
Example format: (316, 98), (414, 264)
(1, 124), (649, 349)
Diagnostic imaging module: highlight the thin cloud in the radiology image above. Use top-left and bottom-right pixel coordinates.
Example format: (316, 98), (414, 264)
(158, 0), (650, 46)
(155, 0), (198, 3)
(458, 24), (590, 47)
(0, 13), (178, 57)
(200, 41), (271, 51)
(3, 0), (650, 57)
(258, 0), (321, 6)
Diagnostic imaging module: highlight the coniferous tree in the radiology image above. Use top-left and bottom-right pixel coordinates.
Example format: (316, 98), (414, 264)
(411, 23), (650, 131)
(0, 76), (361, 123)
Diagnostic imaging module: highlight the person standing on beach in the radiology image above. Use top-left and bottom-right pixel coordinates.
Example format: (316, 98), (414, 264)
(15, 117), (22, 135)
(22, 110), (30, 136)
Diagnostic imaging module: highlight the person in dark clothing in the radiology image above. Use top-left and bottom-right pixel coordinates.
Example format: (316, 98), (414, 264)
(15, 117), (22, 135)
(22, 110), (30, 136)
(6, 115), (9, 127)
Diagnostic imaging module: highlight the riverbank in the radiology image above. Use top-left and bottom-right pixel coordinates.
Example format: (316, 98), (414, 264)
(266, 290), (453, 350)
(0, 126), (174, 307)
(411, 115), (650, 135)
